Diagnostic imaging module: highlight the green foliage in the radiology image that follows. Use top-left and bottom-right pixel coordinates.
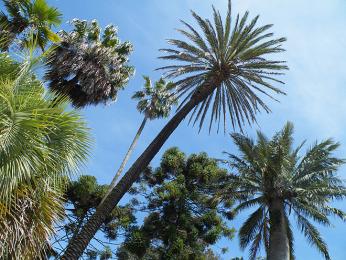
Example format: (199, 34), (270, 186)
(158, 0), (287, 132)
(100, 246), (113, 260)
(45, 19), (134, 107)
(0, 0), (62, 51)
(119, 148), (235, 259)
(132, 76), (178, 120)
(0, 53), (90, 258)
(52, 175), (136, 258)
(220, 122), (346, 260)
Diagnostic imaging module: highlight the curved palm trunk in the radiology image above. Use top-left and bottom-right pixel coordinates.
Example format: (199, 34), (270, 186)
(99, 117), (147, 205)
(268, 199), (290, 260)
(60, 80), (218, 259)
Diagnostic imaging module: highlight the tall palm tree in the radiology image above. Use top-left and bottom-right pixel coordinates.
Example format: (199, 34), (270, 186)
(100, 76), (177, 205)
(0, 53), (90, 259)
(221, 122), (346, 260)
(61, 1), (288, 258)
(0, 0), (62, 51)
(45, 19), (134, 108)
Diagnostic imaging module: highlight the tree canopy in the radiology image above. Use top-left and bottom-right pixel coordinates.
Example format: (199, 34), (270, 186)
(118, 147), (235, 259)
(0, 0), (61, 51)
(45, 19), (134, 107)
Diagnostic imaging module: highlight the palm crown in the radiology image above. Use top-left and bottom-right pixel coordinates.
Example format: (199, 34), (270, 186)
(158, 1), (288, 132)
(45, 19), (134, 108)
(0, 0), (62, 51)
(132, 76), (177, 120)
(222, 122), (346, 259)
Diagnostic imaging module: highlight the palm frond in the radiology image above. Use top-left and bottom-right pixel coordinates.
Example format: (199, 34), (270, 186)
(0, 0), (62, 51)
(0, 53), (90, 258)
(296, 214), (330, 260)
(239, 206), (266, 249)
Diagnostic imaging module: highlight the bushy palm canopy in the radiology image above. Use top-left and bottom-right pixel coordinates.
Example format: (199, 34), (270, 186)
(45, 19), (134, 108)
(132, 76), (177, 120)
(0, 54), (90, 258)
(158, 0), (287, 132)
(0, 0), (61, 51)
(221, 122), (346, 259)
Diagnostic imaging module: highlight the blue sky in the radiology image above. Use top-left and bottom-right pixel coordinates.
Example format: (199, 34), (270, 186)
(48, 0), (346, 259)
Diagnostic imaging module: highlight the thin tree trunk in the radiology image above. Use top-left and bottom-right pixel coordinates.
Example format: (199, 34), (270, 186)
(99, 117), (147, 205)
(61, 80), (219, 259)
(268, 199), (290, 260)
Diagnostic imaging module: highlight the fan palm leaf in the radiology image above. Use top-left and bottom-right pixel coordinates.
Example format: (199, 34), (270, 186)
(45, 19), (134, 108)
(0, 53), (90, 258)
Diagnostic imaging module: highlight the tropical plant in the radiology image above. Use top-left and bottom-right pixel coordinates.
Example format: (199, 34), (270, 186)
(51, 175), (135, 258)
(0, 53), (90, 259)
(220, 122), (346, 260)
(100, 76), (177, 205)
(117, 148), (234, 259)
(0, 0), (61, 51)
(45, 19), (134, 108)
(61, 1), (287, 258)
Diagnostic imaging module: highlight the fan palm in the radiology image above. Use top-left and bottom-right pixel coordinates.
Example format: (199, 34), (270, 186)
(62, 2), (288, 258)
(221, 122), (346, 260)
(0, 53), (90, 259)
(0, 0), (61, 51)
(45, 19), (134, 108)
(100, 76), (177, 205)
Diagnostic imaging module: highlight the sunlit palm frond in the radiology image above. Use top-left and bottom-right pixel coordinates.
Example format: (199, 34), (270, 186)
(0, 0), (62, 51)
(0, 54), (91, 258)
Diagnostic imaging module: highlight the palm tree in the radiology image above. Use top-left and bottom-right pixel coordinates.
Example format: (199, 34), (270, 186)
(221, 122), (346, 260)
(45, 19), (134, 108)
(61, 1), (288, 258)
(100, 76), (177, 205)
(0, 0), (62, 51)
(0, 53), (90, 258)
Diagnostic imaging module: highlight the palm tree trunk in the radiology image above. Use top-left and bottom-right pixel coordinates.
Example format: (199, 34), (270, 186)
(60, 80), (219, 259)
(268, 199), (290, 260)
(99, 117), (147, 205)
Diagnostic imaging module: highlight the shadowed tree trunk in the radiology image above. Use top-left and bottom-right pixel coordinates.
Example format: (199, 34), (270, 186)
(100, 116), (148, 205)
(61, 79), (220, 259)
(268, 199), (289, 260)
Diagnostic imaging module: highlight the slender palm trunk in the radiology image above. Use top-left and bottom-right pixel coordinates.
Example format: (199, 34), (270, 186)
(99, 117), (147, 205)
(69, 213), (87, 245)
(60, 80), (219, 259)
(268, 199), (289, 260)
